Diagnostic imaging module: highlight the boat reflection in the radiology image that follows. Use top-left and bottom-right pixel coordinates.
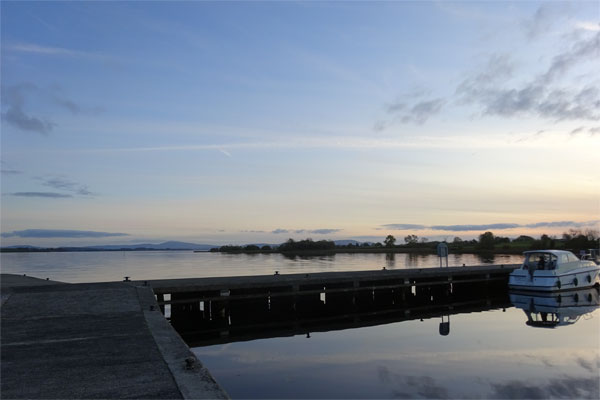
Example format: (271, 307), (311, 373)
(510, 287), (600, 328)
(168, 284), (510, 347)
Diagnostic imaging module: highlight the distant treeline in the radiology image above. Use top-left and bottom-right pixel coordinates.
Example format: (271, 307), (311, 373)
(212, 229), (599, 255)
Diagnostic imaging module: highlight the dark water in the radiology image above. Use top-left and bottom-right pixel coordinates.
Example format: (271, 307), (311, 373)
(189, 289), (600, 399)
(0, 251), (521, 283)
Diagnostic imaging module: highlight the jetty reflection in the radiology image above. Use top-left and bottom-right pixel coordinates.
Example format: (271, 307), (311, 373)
(168, 283), (511, 347)
(510, 287), (600, 328)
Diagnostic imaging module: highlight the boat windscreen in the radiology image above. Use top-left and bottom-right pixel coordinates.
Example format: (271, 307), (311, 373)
(525, 253), (558, 270)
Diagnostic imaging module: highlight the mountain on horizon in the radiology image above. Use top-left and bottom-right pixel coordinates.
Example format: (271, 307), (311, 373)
(1, 241), (217, 251)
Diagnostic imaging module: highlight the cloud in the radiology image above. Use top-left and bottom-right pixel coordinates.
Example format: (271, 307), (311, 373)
(381, 220), (598, 232)
(38, 175), (93, 196)
(542, 32), (599, 82)
(524, 4), (559, 40)
(457, 33), (600, 123)
(271, 228), (341, 235)
(524, 220), (599, 228)
(381, 224), (427, 230)
(377, 97), (445, 130)
(575, 357), (596, 373)
(431, 223), (521, 232)
(5, 42), (110, 62)
(6, 43), (88, 57)
(489, 376), (599, 399)
(308, 228), (342, 235)
(570, 126), (585, 136)
(1, 83), (98, 134)
(576, 21), (600, 32)
(589, 127), (600, 136)
(0, 229), (129, 238)
(10, 192), (72, 198)
(1, 169), (23, 175)
(218, 148), (232, 157)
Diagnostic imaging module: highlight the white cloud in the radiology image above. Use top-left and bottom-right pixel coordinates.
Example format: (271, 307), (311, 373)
(575, 21), (600, 32)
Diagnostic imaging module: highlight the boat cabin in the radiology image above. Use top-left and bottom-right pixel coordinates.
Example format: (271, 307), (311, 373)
(521, 250), (593, 273)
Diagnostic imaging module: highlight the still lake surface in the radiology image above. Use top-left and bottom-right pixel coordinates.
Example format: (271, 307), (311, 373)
(2, 251), (599, 399)
(1, 251), (522, 283)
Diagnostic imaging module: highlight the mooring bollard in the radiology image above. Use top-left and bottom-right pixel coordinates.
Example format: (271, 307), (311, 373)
(123, 276), (130, 282)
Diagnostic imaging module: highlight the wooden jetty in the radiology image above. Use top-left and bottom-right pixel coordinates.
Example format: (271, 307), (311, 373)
(132, 264), (519, 307)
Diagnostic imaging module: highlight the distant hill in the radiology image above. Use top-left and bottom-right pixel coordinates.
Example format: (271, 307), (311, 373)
(85, 241), (215, 251)
(1, 241), (217, 252)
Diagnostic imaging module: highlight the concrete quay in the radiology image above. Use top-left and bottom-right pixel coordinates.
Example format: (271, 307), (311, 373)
(0, 274), (228, 399)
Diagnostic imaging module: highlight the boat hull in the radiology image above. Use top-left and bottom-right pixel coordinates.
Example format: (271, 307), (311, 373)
(508, 266), (600, 292)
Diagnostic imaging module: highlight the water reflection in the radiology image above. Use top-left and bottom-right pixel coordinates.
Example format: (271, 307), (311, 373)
(169, 280), (509, 347)
(510, 287), (600, 329)
(385, 252), (395, 269)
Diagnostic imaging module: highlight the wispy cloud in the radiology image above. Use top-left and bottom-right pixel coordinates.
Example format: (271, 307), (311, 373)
(380, 224), (427, 230)
(575, 21), (600, 32)
(10, 192), (72, 198)
(376, 92), (445, 131)
(1, 83), (56, 134)
(1, 229), (129, 238)
(308, 228), (342, 235)
(271, 228), (342, 235)
(524, 3), (560, 40)
(5, 42), (109, 61)
(457, 33), (600, 122)
(0, 162), (23, 175)
(489, 376), (598, 399)
(377, 12), (599, 131)
(430, 223), (521, 232)
(218, 148), (232, 157)
(1, 82), (98, 134)
(38, 175), (93, 196)
(381, 220), (598, 232)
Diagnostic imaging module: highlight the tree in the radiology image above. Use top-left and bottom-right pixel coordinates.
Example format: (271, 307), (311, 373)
(404, 234), (418, 244)
(384, 235), (396, 248)
(452, 237), (463, 243)
(478, 231), (495, 250)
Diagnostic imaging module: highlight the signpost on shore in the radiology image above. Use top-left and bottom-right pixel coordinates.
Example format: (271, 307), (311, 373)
(437, 242), (449, 268)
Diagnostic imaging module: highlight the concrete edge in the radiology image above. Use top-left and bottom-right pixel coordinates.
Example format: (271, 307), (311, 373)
(135, 286), (230, 399)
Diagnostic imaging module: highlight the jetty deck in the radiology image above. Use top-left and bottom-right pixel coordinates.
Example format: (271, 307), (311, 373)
(133, 264), (520, 303)
(0, 274), (228, 399)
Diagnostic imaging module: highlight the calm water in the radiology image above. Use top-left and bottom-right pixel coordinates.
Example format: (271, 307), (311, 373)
(2, 251), (598, 399)
(0, 251), (522, 283)
(191, 299), (600, 399)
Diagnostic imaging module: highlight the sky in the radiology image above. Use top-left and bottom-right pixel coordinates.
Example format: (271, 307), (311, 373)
(1, 1), (599, 247)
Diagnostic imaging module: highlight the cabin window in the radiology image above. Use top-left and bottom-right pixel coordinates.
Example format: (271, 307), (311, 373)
(525, 253), (557, 270)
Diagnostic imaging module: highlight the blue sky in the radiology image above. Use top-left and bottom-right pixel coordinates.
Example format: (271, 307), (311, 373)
(1, 1), (599, 246)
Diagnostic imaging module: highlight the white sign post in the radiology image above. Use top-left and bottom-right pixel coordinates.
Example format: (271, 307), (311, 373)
(437, 242), (449, 268)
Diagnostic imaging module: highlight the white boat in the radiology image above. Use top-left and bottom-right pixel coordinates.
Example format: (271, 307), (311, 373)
(508, 250), (600, 291)
(510, 287), (599, 328)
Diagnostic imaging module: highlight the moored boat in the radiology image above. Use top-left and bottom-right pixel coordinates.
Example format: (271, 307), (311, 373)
(508, 250), (600, 292)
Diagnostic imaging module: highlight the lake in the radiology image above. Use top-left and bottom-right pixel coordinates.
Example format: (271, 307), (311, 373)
(2, 251), (598, 399)
(0, 251), (522, 283)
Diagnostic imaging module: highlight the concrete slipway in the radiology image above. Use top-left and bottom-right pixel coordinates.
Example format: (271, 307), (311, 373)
(0, 274), (228, 399)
